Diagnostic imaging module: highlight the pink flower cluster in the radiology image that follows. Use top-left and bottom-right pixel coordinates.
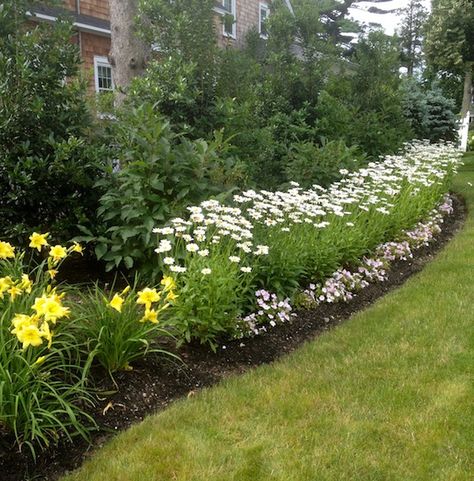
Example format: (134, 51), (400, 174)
(438, 196), (454, 215)
(301, 194), (454, 308)
(376, 240), (412, 262)
(237, 194), (454, 338)
(304, 269), (369, 305)
(237, 289), (295, 337)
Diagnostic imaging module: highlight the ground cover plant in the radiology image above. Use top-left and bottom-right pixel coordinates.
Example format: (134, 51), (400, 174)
(154, 141), (462, 348)
(58, 152), (474, 481)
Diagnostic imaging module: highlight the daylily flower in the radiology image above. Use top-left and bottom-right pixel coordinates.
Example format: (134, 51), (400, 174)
(29, 232), (49, 252)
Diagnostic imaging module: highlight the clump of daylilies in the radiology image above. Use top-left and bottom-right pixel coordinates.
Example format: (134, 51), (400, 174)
(107, 276), (178, 324)
(11, 290), (70, 350)
(0, 232), (82, 350)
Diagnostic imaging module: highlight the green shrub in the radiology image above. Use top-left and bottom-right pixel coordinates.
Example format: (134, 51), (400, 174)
(0, 4), (103, 243)
(80, 104), (246, 278)
(285, 139), (366, 188)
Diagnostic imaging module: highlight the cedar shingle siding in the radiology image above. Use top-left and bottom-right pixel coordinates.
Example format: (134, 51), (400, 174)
(32, 0), (276, 92)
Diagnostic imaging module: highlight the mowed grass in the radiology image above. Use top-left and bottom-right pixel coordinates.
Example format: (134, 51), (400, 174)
(63, 154), (474, 481)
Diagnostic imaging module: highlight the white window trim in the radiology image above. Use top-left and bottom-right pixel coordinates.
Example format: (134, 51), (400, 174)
(93, 55), (114, 94)
(259, 3), (270, 39)
(222, 0), (237, 39)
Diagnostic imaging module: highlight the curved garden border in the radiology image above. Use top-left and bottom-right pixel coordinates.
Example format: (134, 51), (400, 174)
(0, 193), (467, 481)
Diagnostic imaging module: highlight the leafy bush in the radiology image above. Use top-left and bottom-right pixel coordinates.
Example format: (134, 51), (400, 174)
(0, 4), (103, 243)
(284, 139), (366, 188)
(80, 104), (246, 278)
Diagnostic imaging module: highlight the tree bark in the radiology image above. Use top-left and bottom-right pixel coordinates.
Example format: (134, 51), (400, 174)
(460, 62), (473, 118)
(109, 0), (148, 105)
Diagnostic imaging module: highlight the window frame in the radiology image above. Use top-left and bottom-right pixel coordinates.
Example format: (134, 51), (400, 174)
(259, 2), (270, 39)
(93, 55), (114, 94)
(222, 0), (237, 39)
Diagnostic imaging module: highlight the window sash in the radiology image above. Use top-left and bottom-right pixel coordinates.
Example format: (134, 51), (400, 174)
(222, 0), (236, 38)
(94, 56), (114, 93)
(259, 3), (269, 38)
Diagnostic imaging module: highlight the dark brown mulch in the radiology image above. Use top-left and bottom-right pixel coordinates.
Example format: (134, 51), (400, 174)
(0, 195), (467, 481)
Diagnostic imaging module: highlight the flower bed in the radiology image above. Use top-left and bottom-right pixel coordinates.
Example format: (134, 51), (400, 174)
(0, 141), (463, 466)
(154, 141), (463, 348)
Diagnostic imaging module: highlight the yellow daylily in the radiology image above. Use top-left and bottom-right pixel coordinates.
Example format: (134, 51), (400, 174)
(160, 276), (176, 293)
(0, 241), (15, 260)
(8, 285), (22, 301)
(17, 324), (43, 349)
(165, 290), (178, 302)
(11, 313), (34, 338)
(47, 269), (58, 280)
(19, 274), (33, 293)
(29, 232), (49, 252)
(109, 293), (125, 313)
(136, 288), (161, 310)
(140, 308), (159, 324)
(34, 355), (47, 366)
(120, 285), (131, 296)
(70, 242), (83, 255)
(39, 320), (53, 348)
(49, 245), (67, 262)
(32, 294), (70, 323)
(0, 276), (13, 298)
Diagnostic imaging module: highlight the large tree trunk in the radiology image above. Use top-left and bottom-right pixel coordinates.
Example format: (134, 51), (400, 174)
(460, 62), (473, 118)
(109, 0), (148, 105)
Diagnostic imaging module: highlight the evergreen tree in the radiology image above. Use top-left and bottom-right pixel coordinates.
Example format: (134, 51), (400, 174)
(425, 0), (474, 117)
(398, 0), (428, 76)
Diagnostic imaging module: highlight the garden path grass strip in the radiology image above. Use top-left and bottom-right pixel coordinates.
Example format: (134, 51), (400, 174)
(61, 154), (474, 481)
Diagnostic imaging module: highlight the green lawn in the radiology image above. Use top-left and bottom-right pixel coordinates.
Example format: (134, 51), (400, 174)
(63, 154), (474, 481)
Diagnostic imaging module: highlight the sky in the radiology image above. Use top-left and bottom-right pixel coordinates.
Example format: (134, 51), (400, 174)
(348, 0), (431, 35)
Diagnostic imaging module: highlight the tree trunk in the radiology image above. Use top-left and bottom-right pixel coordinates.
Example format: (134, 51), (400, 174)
(460, 62), (473, 118)
(109, 0), (148, 105)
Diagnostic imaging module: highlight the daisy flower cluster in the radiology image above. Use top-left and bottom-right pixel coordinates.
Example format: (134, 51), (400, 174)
(300, 193), (456, 309)
(151, 142), (462, 345)
(154, 142), (461, 277)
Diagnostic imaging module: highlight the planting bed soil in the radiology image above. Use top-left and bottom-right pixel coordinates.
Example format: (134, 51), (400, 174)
(0, 194), (467, 481)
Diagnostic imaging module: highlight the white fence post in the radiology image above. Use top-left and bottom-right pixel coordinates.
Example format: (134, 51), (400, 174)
(459, 111), (470, 152)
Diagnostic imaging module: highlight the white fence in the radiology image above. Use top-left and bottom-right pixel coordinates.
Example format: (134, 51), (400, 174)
(459, 110), (470, 151)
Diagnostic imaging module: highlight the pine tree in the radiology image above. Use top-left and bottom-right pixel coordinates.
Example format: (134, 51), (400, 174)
(398, 0), (428, 76)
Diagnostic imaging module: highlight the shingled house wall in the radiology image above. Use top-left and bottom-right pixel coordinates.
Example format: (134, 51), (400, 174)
(33, 0), (277, 93)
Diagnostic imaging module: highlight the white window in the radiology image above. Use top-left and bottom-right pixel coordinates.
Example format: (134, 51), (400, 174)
(222, 0), (236, 39)
(259, 3), (270, 39)
(94, 56), (114, 93)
